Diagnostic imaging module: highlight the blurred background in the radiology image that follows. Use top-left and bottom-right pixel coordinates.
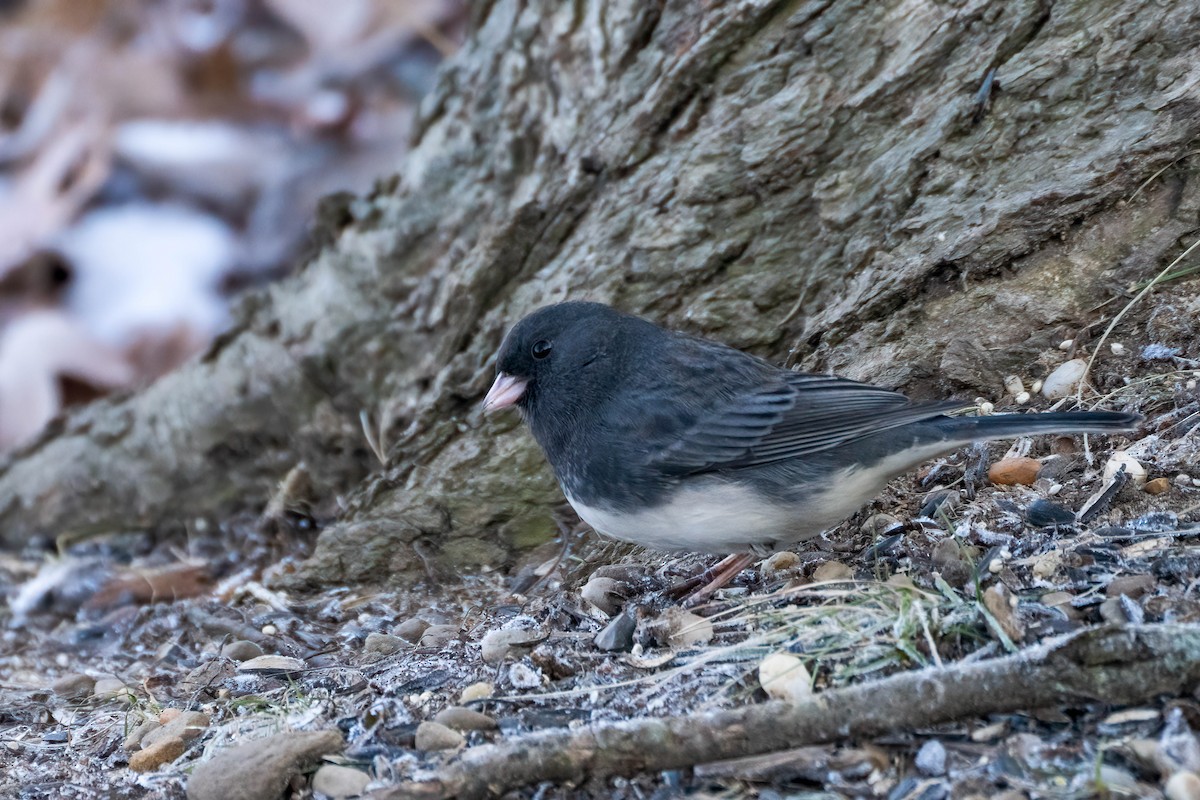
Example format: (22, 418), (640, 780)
(0, 0), (465, 452)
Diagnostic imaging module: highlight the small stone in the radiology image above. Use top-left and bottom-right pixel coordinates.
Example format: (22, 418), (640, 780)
(1015, 391), (1031, 405)
(364, 633), (406, 656)
(761, 551), (801, 576)
(1167, 771), (1200, 800)
(758, 653), (812, 704)
(480, 628), (544, 665)
(989, 457), (1041, 486)
(159, 709), (182, 725)
(1145, 477), (1171, 495)
(664, 609), (713, 648)
(414, 721), (464, 751)
(1104, 452), (1147, 488)
(1110, 343), (1127, 356)
(238, 655), (306, 675)
(129, 735), (185, 772)
(1177, 474), (1194, 488)
(915, 739), (947, 776)
(594, 609), (636, 652)
(1004, 375), (1026, 396)
(419, 624), (459, 649)
(144, 711), (210, 749)
(222, 640), (264, 662)
(186, 730), (344, 800)
(580, 576), (630, 616)
(1100, 596), (1131, 624)
(433, 706), (498, 732)
(971, 720), (1008, 742)
(395, 618), (430, 643)
(1042, 358), (1088, 399)
(260, 624), (278, 636)
(1026, 499), (1075, 527)
(124, 719), (162, 751)
(93, 677), (134, 701)
(1106, 574), (1155, 599)
(1059, 339), (1074, 350)
(811, 560), (853, 582)
(52, 673), (96, 699)
(507, 660), (545, 690)
(978, 400), (995, 415)
(311, 764), (371, 799)
(459, 682), (494, 703)
(1030, 380), (1044, 394)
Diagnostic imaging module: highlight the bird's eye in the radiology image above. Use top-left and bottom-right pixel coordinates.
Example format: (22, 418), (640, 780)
(531, 339), (553, 359)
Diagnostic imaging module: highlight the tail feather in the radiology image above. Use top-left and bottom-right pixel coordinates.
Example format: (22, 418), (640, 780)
(938, 410), (1141, 443)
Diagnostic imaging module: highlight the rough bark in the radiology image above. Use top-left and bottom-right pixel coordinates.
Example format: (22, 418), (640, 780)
(1, 0), (1199, 586)
(376, 623), (1200, 798)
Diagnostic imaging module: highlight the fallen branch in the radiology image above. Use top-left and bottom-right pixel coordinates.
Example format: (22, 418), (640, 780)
(377, 623), (1200, 799)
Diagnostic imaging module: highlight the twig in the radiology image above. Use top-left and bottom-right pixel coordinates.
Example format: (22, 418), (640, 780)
(376, 624), (1200, 799)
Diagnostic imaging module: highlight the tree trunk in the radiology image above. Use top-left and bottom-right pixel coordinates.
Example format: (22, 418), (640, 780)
(2, 0), (1198, 589)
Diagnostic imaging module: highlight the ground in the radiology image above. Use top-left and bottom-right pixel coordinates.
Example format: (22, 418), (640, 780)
(2, 288), (1200, 800)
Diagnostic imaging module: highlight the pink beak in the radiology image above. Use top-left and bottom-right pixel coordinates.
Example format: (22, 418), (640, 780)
(483, 372), (528, 413)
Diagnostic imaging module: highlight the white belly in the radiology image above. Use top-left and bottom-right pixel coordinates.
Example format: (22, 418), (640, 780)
(565, 481), (809, 554)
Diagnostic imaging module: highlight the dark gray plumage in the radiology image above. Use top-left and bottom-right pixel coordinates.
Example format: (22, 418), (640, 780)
(485, 302), (1139, 555)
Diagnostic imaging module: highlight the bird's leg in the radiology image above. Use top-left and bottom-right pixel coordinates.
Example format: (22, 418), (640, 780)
(680, 552), (758, 607)
(666, 553), (747, 598)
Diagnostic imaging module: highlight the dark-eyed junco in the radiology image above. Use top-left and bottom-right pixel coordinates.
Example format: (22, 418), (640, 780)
(485, 302), (1140, 596)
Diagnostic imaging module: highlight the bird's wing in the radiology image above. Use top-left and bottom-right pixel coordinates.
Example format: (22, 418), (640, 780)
(645, 368), (965, 475)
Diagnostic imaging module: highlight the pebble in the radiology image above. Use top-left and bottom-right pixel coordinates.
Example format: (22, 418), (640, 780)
(129, 735), (185, 773)
(1166, 771), (1200, 800)
(123, 719), (162, 751)
(143, 711), (210, 749)
(915, 739), (947, 776)
(160, 709), (182, 725)
(364, 633), (407, 656)
(1100, 596), (1132, 624)
(580, 576), (629, 616)
(1110, 343), (1127, 356)
(664, 610), (714, 648)
(419, 624), (459, 649)
(1041, 591), (1082, 620)
(222, 640), (264, 662)
(311, 764), (371, 799)
(93, 677), (134, 702)
(395, 618), (430, 643)
(1004, 375), (1025, 396)
(459, 682), (494, 703)
(758, 653), (812, 704)
(508, 660), (545, 690)
(1041, 358), (1088, 399)
(414, 721), (465, 751)
(1104, 452), (1147, 488)
(1145, 477), (1172, 495)
(1106, 574), (1155, 599)
(52, 673), (96, 699)
(761, 551), (801, 576)
(978, 401), (994, 415)
(594, 609), (636, 652)
(186, 730), (344, 800)
(433, 706), (498, 731)
(989, 457), (1041, 486)
(1015, 391), (1031, 405)
(480, 628), (544, 665)
(237, 655), (306, 675)
(811, 560), (853, 582)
